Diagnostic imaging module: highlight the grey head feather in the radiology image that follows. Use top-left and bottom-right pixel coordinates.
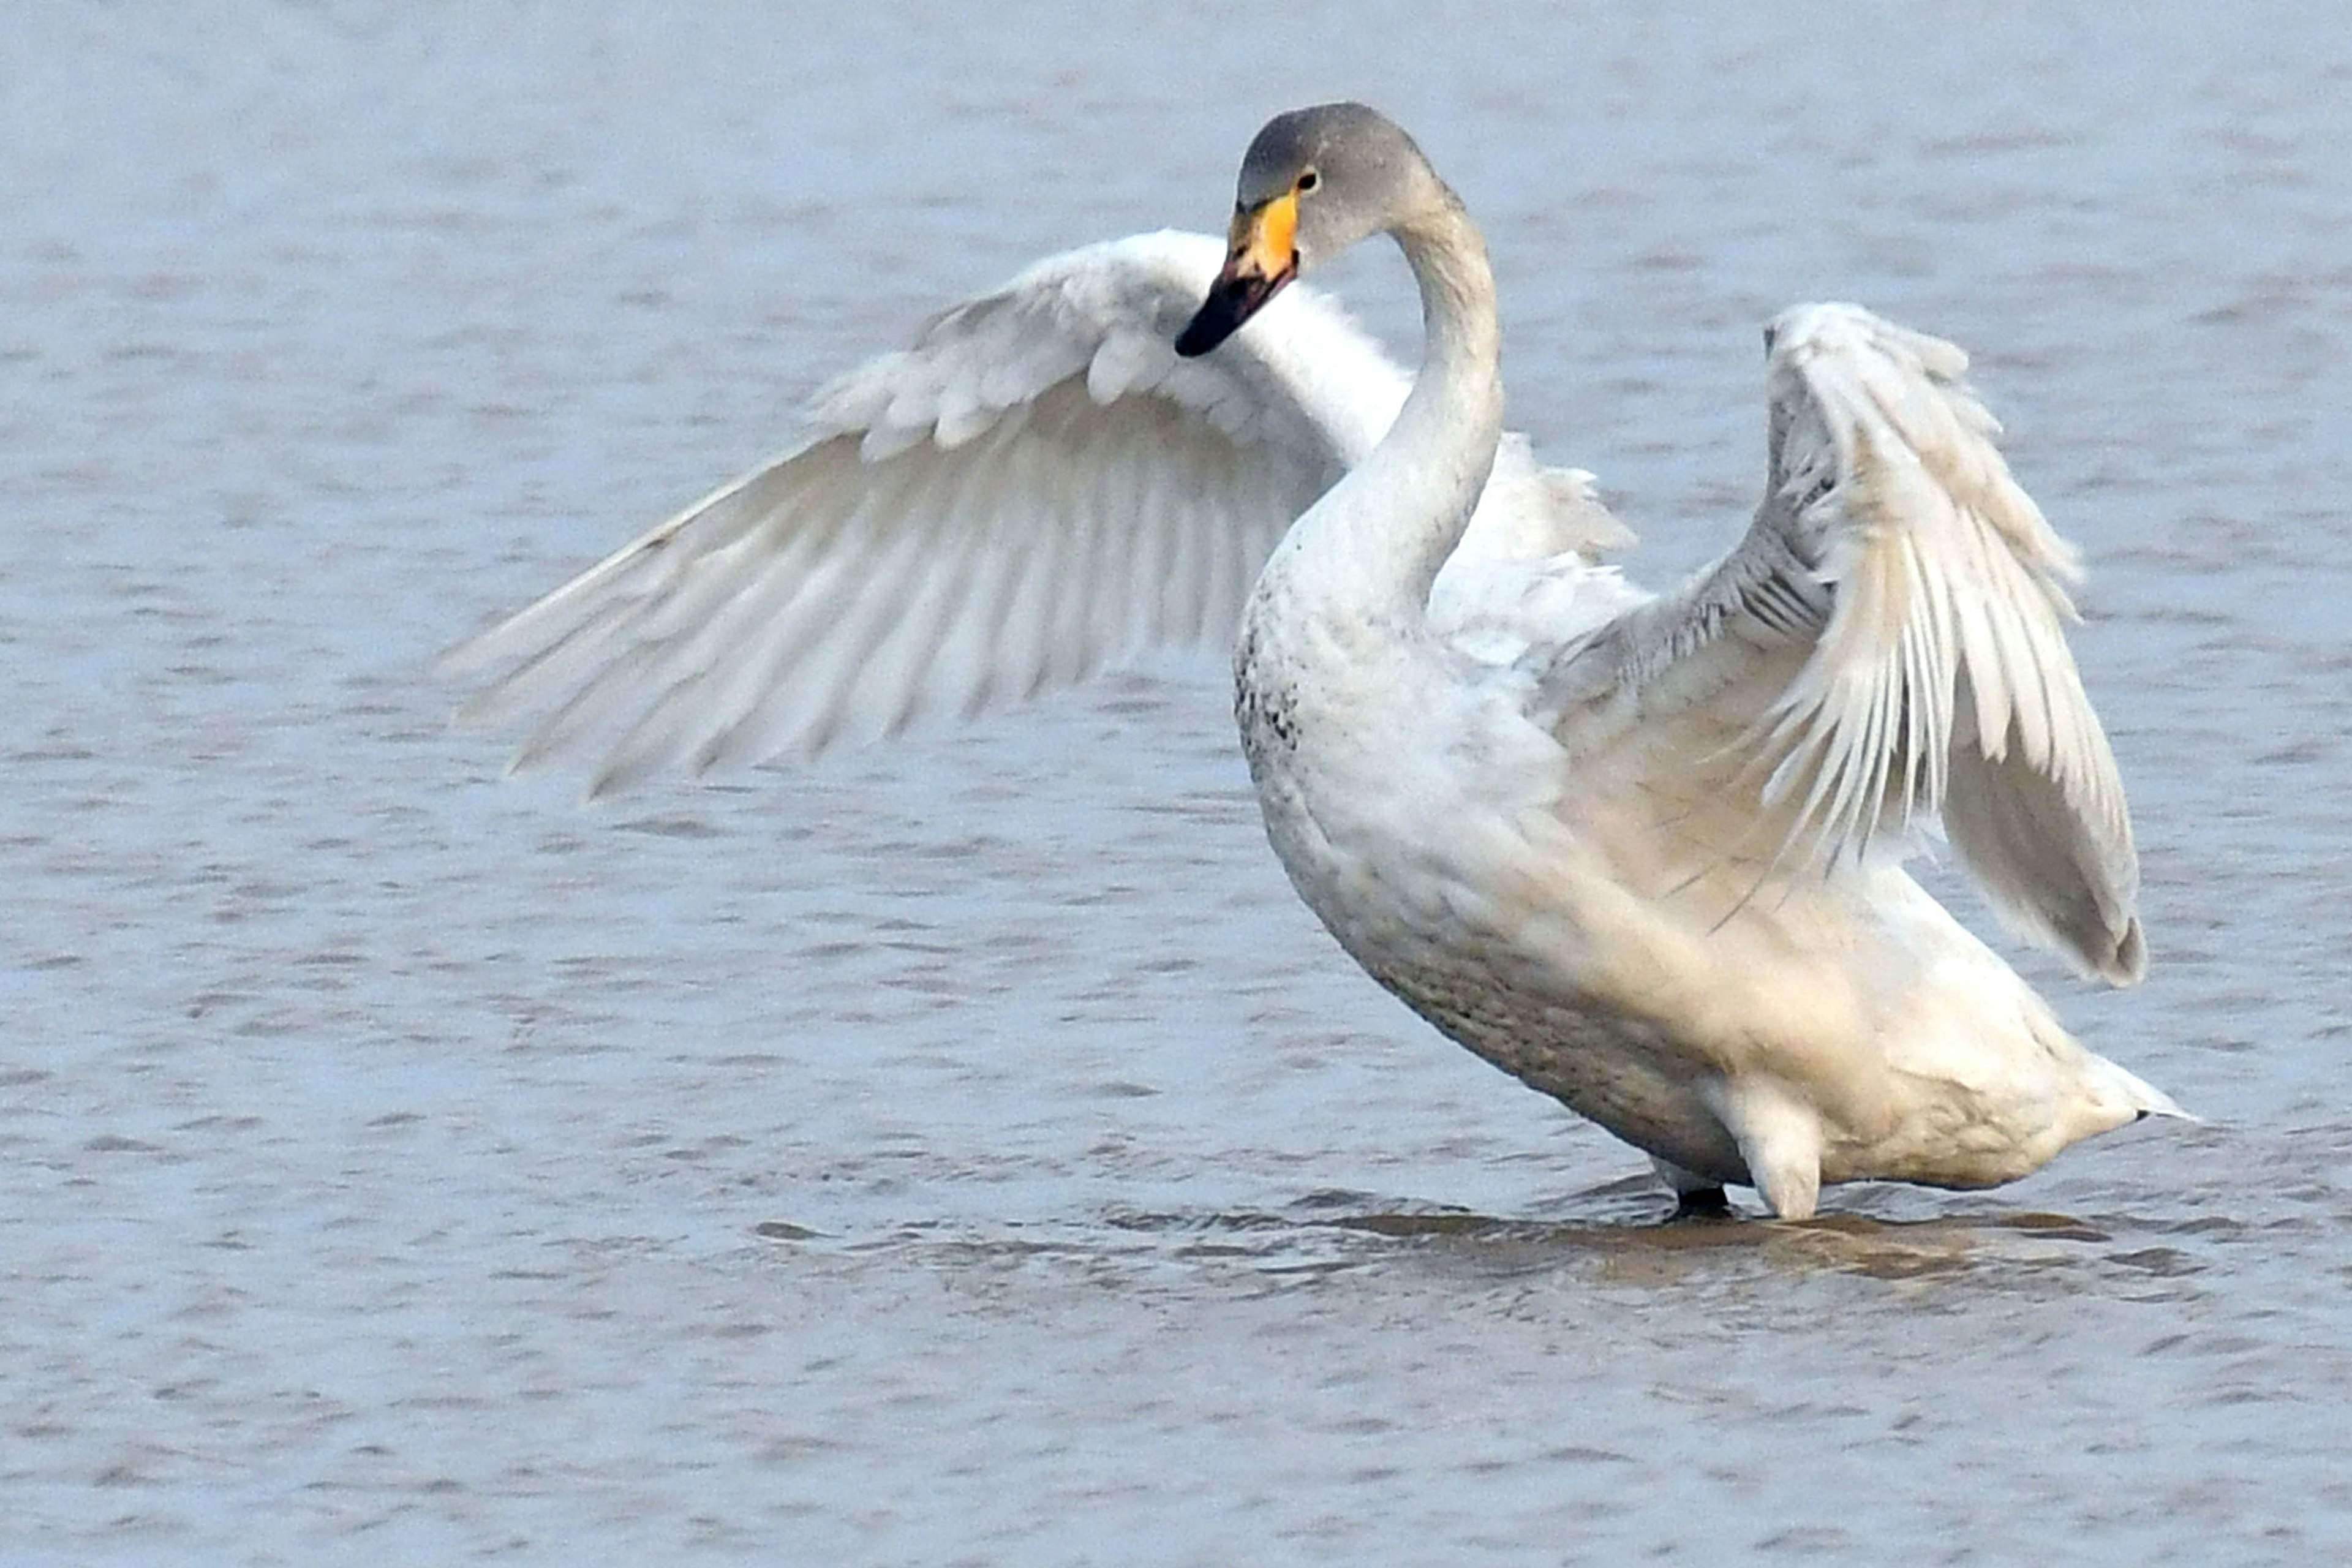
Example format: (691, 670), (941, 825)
(1235, 102), (1442, 271)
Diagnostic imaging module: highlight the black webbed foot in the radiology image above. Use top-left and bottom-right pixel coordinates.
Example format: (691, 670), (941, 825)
(1667, 1186), (1735, 1221)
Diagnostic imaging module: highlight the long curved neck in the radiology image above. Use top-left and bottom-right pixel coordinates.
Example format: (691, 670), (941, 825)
(1269, 191), (1505, 627)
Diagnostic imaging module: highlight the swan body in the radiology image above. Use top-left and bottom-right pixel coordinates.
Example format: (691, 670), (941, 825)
(453, 105), (2180, 1218)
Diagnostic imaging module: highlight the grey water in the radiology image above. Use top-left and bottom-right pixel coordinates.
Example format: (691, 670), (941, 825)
(6, 4), (2352, 1562)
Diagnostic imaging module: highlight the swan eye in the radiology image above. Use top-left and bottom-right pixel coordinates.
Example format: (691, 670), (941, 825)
(1296, 169), (1320, 194)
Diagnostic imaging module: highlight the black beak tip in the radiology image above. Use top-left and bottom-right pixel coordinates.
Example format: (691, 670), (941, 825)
(1174, 298), (1236, 359)
(1175, 268), (1291, 359)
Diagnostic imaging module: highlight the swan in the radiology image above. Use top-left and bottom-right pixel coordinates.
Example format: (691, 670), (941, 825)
(450, 103), (2182, 1218)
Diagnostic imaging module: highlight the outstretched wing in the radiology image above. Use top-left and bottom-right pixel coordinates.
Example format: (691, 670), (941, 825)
(1541, 303), (2143, 984)
(447, 232), (1409, 794)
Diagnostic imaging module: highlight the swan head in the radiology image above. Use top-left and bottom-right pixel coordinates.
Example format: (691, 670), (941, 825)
(1176, 102), (1438, 358)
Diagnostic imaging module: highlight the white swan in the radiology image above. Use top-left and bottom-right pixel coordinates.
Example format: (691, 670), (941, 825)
(451, 103), (2182, 1218)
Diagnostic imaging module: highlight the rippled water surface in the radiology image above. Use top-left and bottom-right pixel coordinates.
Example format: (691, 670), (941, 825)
(8, 5), (2352, 1563)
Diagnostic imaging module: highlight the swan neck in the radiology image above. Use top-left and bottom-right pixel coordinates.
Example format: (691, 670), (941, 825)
(1278, 190), (1504, 626)
(1368, 192), (1506, 606)
(1396, 196), (1503, 434)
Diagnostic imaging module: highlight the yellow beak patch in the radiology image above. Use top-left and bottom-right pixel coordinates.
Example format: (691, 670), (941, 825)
(1227, 190), (1299, 279)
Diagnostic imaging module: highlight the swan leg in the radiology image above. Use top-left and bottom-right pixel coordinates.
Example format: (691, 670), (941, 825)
(1651, 1156), (1733, 1218)
(1712, 1077), (1823, 1221)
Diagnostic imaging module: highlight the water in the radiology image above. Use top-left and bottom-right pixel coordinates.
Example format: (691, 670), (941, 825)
(6, 4), (2352, 1562)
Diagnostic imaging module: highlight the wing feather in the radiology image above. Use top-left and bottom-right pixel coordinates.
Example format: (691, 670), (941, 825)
(447, 232), (1398, 787)
(455, 228), (1634, 801)
(1542, 303), (2141, 984)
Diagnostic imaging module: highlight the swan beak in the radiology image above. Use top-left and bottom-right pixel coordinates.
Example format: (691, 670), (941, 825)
(1175, 191), (1300, 357)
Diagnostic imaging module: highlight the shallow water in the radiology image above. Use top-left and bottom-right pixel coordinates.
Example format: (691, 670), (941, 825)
(7, 4), (2352, 1562)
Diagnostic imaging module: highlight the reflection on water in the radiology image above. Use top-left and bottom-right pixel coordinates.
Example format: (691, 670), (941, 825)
(760, 1185), (2217, 1299)
(8, 3), (2352, 1564)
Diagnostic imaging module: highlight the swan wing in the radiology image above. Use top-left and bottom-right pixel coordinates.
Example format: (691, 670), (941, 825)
(1542, 303), (2142, 984)
(447, 231), (1421, 794)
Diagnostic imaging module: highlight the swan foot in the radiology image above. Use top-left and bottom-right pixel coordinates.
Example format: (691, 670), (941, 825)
(1651, 1155), (1734, 1219)
(1667, 1186), (1735, 1221)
